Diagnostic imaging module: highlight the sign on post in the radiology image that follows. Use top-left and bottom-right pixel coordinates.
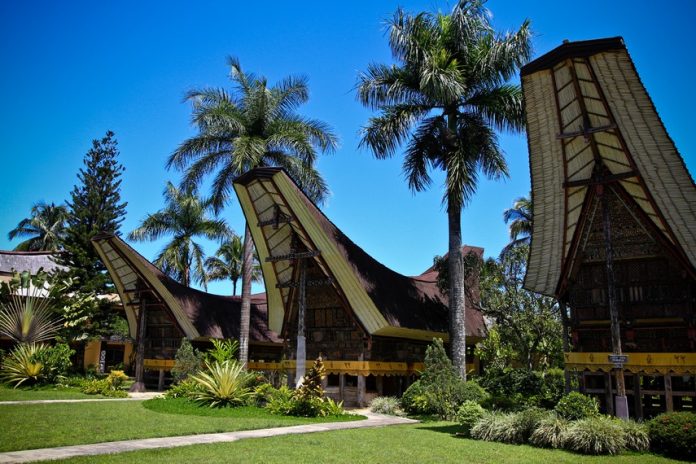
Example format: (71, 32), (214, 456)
(608, 354), (628, 368)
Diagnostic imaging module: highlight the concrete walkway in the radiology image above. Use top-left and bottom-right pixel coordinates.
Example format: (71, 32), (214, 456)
(0, 413), (416, 463)
(0, 392), (162, 406)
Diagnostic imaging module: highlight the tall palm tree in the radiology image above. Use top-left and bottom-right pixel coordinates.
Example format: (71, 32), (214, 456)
(501, 195), (532, 257)
(167, 58), (337, 366)
(205, 235), (262, 296)
(128, 182), (231, 289)
(8, 202), (68, 251)
(357, 0), (531, 379)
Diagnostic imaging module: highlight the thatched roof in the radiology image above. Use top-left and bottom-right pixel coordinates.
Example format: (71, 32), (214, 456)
(91, 233), (281, 344)
(0, 250), (67, 276)
(233, 168), (486, 341)
(521, 37), (696, 297)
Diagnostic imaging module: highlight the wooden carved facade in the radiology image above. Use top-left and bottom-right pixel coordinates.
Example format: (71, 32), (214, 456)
(522, 37), (696, 418)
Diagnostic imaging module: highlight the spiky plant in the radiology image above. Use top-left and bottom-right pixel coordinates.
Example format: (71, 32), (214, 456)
(0, 286), (62, 344)
(1, 343), (47, 387)
(529, 414), (570, 449)
(190, 360), (254, 407)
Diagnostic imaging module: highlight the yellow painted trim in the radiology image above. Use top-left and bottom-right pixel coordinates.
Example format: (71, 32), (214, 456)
(144, 359), (176, 370)
(233, 183), (284, 333)
(248, 360), (477, 376)
(274, 174), (389, 334)
(109, 239), (200, 339)
(564, 352), (696, 374)
(374, 326), (448, 341)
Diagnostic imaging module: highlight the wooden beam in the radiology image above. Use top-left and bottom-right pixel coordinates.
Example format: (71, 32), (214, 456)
(276, 278), (333, 289)
(557, 123), (616, 139)
(563, 171), (637, 188)
(665, 374), (674, 412)
(129, 296), (147, 393)
(266, 250), (320, 262)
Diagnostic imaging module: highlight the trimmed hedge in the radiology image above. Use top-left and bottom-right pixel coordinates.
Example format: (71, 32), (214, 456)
(648, 411), (696, 461)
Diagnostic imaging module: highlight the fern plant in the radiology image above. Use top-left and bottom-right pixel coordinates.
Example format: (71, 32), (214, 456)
(191, 360), (253, 407)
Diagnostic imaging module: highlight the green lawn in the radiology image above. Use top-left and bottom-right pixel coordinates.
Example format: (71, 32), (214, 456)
(0, 384), (106, 401)
(0, 398), (363, 452)
(48, 422), (683, 464)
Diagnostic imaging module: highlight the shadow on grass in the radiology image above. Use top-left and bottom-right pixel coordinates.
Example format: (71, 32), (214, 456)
(416, 423), (462, 435)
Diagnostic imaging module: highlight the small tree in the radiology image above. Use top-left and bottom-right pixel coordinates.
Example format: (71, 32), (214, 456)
(171, 338), (204, 383)
(296, 357), (325, 399)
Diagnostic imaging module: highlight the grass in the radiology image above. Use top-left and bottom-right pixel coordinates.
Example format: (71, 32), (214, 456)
(48, 422), (683, 464)
(0, 397), (363, 452)
(0, 384), (106, 401)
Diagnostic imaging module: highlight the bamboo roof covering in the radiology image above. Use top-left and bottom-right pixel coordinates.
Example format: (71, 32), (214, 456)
(233, 168), (486, 341)
(521, 37), (696, 297)
(91, 233), (281, 343)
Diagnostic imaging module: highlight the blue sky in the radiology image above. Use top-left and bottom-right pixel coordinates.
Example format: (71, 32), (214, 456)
(1, 1), (694, 295)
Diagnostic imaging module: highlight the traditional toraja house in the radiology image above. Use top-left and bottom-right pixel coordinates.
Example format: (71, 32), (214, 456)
(91, 233), (282, 390)
(233, 167), (485, 405)
(92, 168), (486, 403)
(521, 37), (696, 418)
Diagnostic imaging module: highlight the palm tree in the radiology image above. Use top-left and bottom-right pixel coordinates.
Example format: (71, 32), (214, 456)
(128, 182), (231, 289)
(357, 0), (531, 379)
(205, 235), (262, 296)
(8, 202), (68, 251)
(501, 195), (532, 257)
(167, 58), (337, 366)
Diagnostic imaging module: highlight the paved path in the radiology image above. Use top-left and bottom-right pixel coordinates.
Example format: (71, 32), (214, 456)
(0, 413), (416, 463)
(0, 392), (162, 406)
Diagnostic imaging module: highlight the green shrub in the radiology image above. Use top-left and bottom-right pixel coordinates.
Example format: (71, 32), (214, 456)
(80, 378), (128, 397)
(369, 396), (403, 416)
(538, 368), (565, 408)
(620, 419), (650, 452)
(530, 414), (569, 449)
(456, 401), (485, 437)
(106, 370), (129, 389)
(1, 343), (47, 387)
(511, 407), (553, 442)
(164, 377), (202, 399)
(554, 392), (599, 420)
(401, 380), (433, 415)
(171, 338), (203, 382)
(401, 339), (488, 419)
(471, 411), (519, 443)
(648, 411), (696, 460)
(205, 339), (239, 364)
(190, 360), (253, 408)
(562, 416), (625, 455)
(454, 379), (489, 405)
(481, 394), (523, 412)
(33, 343), (74, 383)
(252, 383), (279, 407)
(265, 386), (295, 415)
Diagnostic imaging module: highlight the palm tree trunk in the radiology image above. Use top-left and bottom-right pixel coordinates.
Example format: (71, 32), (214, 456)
(232, 279), (237, 296)
(239, 222), (254, 368)
(447, 197), (467, 381)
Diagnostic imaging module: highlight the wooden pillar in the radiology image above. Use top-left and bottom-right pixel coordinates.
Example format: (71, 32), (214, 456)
(376, 376), (384, 396)
(600, 186), (628, 419)
(560, 301), (572, 393)
(295, 259), (307, 387)
(634, 373), (643, 419)
(129, 296), (147, 392)
(158, 369), (165, 391)
(604, 372), (614, 416)
(665, 374), (674, 412)
(339, 373), (345, 403)
(357, 353), (366, 407)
